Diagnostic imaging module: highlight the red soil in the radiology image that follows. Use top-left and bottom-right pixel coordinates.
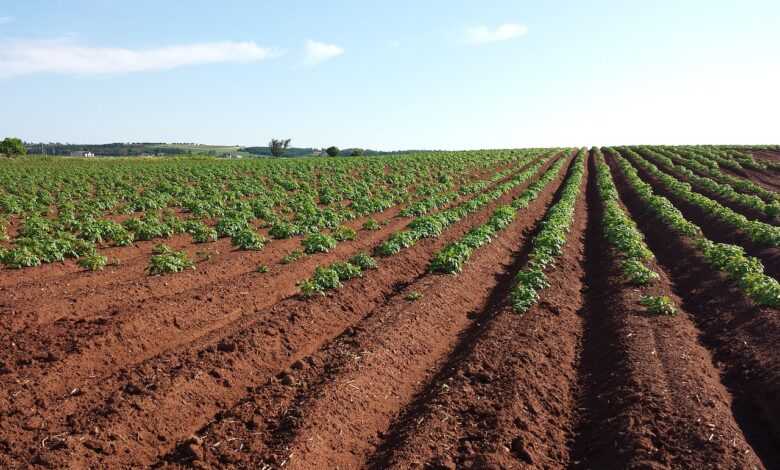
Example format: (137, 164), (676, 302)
(1, 149), (778, 469)
(0, 155), (564, 468)
(572, 156), (762, 468)
(609, 153), (780, 469)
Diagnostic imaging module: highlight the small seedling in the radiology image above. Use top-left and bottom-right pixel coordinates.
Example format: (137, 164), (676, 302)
(640, 295), (676, 316)
(333, 225), (357, 242)
(257, 264), (269, 273)
(282, 249), (305, 264)
(404, 291), (423, 301)
(362, 219), (381, 231)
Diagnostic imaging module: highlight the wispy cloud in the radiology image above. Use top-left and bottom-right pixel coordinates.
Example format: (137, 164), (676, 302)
(304, 40), (344, 66)
(0, 38), (277, 77)
(466, 23), (528, 45)
(0, 16), (14, 25)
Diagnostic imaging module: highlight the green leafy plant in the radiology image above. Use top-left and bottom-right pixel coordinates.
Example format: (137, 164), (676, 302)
(78, 253), (108, 271)
(404, 291), (423, 301)
(187, 221), (218, 243)
(269, 222), (299, 239)
(349, 252), (378, 270)
(362, 219), (381, 231)
(232, 228), (267, 250)
(299, 266), (342, 297)
(152, 243), (173, 255)
(3, 247), (42, 269)
(330, 261), (362, 281)
(215, 216), (249, 238)
(639, 295), (676, 316)
(332, 225), (357, 242)
(302, 232), (337, 254)
(147, 249), (194, 275)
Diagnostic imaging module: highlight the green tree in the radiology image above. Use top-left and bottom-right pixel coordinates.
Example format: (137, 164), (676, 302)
(326, 146), (340, 157)
(350, 148), (364, 156)
(270, 138), (291, 157)
(0, 137), (27, 157)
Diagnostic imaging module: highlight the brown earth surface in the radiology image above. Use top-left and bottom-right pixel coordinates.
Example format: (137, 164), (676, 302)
(1, 149), (779, 469)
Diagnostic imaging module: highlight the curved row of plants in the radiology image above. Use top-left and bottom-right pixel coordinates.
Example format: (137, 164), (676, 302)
(619, 147), (780, 247)
(428, 155), (568, 274)
(510, 148), (587, 313)
(296, 151), (565, 295)
(718, 148), (771, 172)
(398, 153), (542, 218)
(684, 146), (768, 172)
(374, 154), (557, 258)
(633, 146), (779, 220)
(656, 147), (778, 204)
(607, 148), (780, 307)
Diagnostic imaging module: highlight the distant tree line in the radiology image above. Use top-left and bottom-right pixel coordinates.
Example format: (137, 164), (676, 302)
(24, 143), (192, 156)
(242, 146), (318, 157)
(1, 137), (27, 157)
(17, 139), (409, 158)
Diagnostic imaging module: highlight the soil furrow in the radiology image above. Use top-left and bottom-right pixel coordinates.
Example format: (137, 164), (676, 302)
(367, 154), (589, 469)
(0, 157), (547, 389)
(0, 211), (384, 334)
(607, 153), (780, 469)
(569, 155), (763, 469)
(0, 156), (560, 468)
(155, 152), (573, 470)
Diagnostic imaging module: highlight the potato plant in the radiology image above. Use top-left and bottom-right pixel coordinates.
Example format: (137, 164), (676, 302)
(621, 147), (780, 247)
(511, 149), (586, 313)
(610, 148), (780, 307)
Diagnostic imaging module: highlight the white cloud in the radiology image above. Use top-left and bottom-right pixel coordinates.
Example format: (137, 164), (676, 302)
(0, 38), (276, 77)
(0, 16), (13, 25)
(466, 23), (528, 44)
(304, 40), (344, 66)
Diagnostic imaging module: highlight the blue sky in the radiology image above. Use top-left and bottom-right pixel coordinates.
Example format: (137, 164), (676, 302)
(1, 1), (778, 149)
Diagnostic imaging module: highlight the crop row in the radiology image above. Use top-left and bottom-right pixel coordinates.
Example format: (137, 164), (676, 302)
(510, 148), (587, 313)
(297, 151), (565, 295)
(373, 154), (557, 257)
(634, 146), (779, 219)
(0, 150), (537, 270)
(592, 148), (660, 286)
(620, 147), (780, 247)
(607, 148), (780, 307)
(655, 147), (778, 205)
(398, 152), (544, 218)
(428, 156), (568, 274)
(686, 146), (768, 172)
